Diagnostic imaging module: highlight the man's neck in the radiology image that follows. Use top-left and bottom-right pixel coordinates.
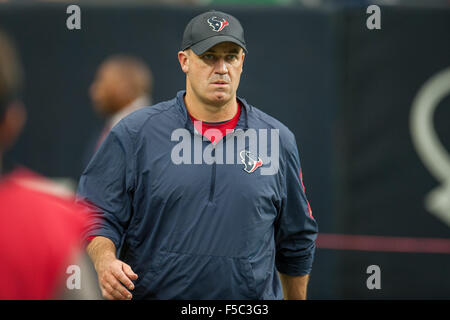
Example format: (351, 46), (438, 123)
(184, 91), (238, 123)
(107, 95), (150, 129)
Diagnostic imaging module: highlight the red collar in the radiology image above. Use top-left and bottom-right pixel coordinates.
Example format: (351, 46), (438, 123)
(189, 101), (242, 144)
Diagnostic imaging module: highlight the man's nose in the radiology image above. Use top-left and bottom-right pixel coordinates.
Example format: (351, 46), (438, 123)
(215, 58), (228, 74)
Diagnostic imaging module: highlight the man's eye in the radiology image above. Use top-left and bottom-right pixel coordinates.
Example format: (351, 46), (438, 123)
(226, 55), (237, 61)
(203, 54), (215, 60)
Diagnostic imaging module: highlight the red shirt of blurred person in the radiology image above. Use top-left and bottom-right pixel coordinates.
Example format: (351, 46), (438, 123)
(0, 168), (88, 300)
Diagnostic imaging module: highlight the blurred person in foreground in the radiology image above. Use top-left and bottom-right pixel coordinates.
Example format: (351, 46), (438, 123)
(88, 55), (153, 155)
(0, 29), (100, 300)
(78, 11), (318, 300)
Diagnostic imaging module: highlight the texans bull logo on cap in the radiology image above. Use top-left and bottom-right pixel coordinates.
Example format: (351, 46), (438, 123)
(207, 16), (229, 32)
(240, 150), (263, 174)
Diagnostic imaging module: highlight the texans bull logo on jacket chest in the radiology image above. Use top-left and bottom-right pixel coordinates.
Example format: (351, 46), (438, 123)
(240, 150), (263, 174)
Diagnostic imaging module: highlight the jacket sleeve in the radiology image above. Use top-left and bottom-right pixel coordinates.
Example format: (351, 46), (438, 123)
(275, 133), (318, 276)
(76, 121), (135, 249)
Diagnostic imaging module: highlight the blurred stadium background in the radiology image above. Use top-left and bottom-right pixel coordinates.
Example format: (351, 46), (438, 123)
(0, 0), (449, 299)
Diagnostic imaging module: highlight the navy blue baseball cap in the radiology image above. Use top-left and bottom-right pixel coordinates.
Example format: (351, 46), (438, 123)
(181, 11), (247, 55)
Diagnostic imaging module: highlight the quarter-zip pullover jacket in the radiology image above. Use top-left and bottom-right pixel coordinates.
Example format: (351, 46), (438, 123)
(77, 90), (318, 299)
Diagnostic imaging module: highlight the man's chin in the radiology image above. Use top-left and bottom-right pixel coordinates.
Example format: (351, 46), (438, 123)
(207, 92), (233, 106)
(94, 102), (119, 117)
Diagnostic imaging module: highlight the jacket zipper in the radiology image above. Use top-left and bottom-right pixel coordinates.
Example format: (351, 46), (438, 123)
(208, 144), (216, 203)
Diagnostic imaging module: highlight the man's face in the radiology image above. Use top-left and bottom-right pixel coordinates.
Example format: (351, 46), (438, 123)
(90, 63), (127, 116)
(179, 42), (245, 107)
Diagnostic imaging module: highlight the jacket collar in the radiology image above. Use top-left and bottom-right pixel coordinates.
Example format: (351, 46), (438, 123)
(176, 90), (250, 134)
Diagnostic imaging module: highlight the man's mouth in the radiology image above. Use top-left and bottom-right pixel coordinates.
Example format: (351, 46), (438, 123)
(211, 80), (229, 85)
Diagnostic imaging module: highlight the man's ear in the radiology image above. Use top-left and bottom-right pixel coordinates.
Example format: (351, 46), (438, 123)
(178, 50), (190, 74)
(0, 101), (26, 152)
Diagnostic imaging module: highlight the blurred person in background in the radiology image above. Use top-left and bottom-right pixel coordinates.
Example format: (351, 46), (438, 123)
(0, 29), (100, 300)
(86, 55), (153, 158)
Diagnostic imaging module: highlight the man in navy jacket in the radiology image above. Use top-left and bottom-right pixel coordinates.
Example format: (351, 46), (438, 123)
(78, 10), (318, 300)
